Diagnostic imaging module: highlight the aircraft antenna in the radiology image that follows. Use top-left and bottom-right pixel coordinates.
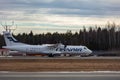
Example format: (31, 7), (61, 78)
(1, 21), (17, 33)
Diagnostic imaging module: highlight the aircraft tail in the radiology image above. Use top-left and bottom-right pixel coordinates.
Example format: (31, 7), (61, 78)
(3, 31), (25, 46)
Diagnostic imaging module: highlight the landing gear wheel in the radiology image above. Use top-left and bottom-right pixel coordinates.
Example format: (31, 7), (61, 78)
(48, 54), (54, 57)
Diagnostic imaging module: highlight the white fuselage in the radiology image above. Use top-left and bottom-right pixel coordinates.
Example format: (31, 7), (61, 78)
(4, 44), (92, 55)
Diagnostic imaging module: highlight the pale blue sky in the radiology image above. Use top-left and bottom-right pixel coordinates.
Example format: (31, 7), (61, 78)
(0, 0), (120, 34)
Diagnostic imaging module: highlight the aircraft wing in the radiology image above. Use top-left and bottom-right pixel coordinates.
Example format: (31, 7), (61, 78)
(47, 44), (59, 48)
(44, 43), (64, 48)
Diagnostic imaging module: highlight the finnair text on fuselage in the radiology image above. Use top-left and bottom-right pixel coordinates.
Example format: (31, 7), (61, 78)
(56, 48), (82, 52)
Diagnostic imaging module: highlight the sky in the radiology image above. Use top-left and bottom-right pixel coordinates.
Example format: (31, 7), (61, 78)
(0, 0), (120, 34)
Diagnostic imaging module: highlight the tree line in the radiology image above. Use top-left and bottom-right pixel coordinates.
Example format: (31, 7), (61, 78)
(0, 23), (120, 51)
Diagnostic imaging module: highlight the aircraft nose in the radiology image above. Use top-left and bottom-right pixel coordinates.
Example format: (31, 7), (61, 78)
(88, 49), (92, 54)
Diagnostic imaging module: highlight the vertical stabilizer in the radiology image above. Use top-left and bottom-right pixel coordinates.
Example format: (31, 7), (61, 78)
(3, 31), (25, 46)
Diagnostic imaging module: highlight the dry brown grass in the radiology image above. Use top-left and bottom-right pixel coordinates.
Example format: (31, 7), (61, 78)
(0, 59), (120, 72)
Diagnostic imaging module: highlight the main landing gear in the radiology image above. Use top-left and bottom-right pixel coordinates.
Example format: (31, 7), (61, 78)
(48, 54), (54, 57)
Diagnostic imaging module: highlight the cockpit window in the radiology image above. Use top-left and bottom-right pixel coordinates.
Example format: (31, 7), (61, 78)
(84, 47), (87, 49)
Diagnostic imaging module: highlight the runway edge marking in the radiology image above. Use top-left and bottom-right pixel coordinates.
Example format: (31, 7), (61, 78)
(1, 71), (120, 73)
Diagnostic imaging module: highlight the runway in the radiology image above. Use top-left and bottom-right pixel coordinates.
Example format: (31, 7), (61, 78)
(0, 56), (120, 59)
(0, 72), (120, 80)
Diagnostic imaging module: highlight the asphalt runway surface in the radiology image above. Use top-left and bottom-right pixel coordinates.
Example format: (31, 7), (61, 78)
(0, 56), (120, 59)
(0, 72), (120, 80)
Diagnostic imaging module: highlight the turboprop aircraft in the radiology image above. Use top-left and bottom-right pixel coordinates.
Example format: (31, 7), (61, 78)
(2, 31), (92, 57)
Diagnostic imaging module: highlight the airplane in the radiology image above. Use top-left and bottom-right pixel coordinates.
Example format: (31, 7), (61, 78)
(2, 31), (92, 57)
